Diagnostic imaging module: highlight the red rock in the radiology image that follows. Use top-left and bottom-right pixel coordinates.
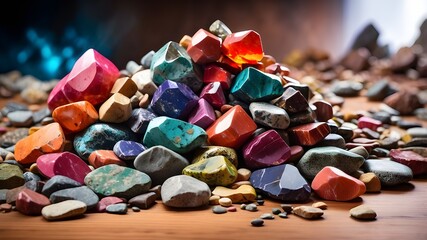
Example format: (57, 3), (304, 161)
(52, 101), (98, 133)
(200, 82), (226, 109)
(288, 145), (304, 163)
(15, 188), (50, 216)
(14, 123), (65, 165)
(390, 149), (427, 175)
(312, 166), (366, 201)
(88, 150), (126, 169)
(264, 63), (290, 77)
(357, 116), (382, 131)
(222, 30), (264, 64)
(312, 100), (333, 122)
(37, 152), (92, 184)
(187, 29), (222, 64)
(203, 64), (232, 90)
(288, 122), (331, 146)
(95, 196), (125, 212)
(215, 54), (242, 75)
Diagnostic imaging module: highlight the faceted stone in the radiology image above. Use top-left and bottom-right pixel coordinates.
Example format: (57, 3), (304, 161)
(243, 130), (291, 169)
(52, 101), (98, 133)
(126, 108), (157, 135)
(37, 152), (91, 184)
(88, 150), (126, 169)
(250, 164), (311, 202)
(222, 30), (263, 64)
(292, 206), (324, 219)
(14, 123), (65, 165)
(106, 203), (128, 214)
(150, 41), (203, 93)
(209, 19), (232, 40)
(192, 145), (238, 167)
(203, 64), (232, 90)
(143, 116), (207, 154)
(0, 163), (24, 189)
(312, 100), (333, 122)
(128, 192), (157, 209)
(113, 140), (146, 161)
(206, 105), (257, 149)
(7, 111), (33, 127)
(312, 166), (366, 201)
(297, 146), (365, 180)
(15, 188), (50, 215)
(365, 79), (397, 101)
(95, 196), (125, 213)
(99, 93), (132, 123)
(231, 67), (283, 103)
(357, 116), (382, 131)
(288, 122), (331, 146)
(315, 133), (346, 149)
(134, 145), (189, 186)
(188, 98), (216, 129)
(110, 77), (138, 98)
(150, 80), (199, 120)
(131, 70), (158, 96)
(200, 82), (226, 109)
(161, 175), (211, 208)
(211, 185), (257, 203)
(74, 123), (137, 160)
(390, 149), (427, 175)
(187, 28), (221, 64)
(49, 186), (99, 209)
(42, 175), (82, 197)
(42, 200), (87, 221)
(47, 49), (120, 111)
(362, 159), (413, 186)
(182, 156), (238, 186)
(359, 172), (381, 192)
(272, 87), (309, 113)
(350, 205), (377, 220)
(384, 90), (423, 115)
(265, 63), (290, 77)
(249, 102), (290, 130)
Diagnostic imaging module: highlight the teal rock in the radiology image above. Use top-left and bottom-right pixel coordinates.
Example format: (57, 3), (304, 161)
(249, 102), (290, 130)
(84, 164), (151, 199)
(231, 67), (284, 103)
(74, 123), (137, 160)
(362, 159), (413, 186)
(143, 116), (207, 154)
(297, 146), (365, 179)
(106, 203), (128, 214)
(0, 163), (25, 189)
(150, 41), (203, 93)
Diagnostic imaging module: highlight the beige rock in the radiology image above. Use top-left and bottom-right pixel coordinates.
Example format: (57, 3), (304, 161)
(179, 35), (192, 49)
(312, 202), (328, 210)
(350, 205), (377, 220)
(110, 77), (138, 98)
(293, 206), (324, 219)
(42, 200), (87, 221)
(236, 168), (251, 181)
(209, 195), (220, 205)
(99, 93), (132, 123)
(219, 197), (232, 207)
(5, 153), (15, 161)
(138, 93), (150, 109)
(131, 70), (158, 96)
(212, 185), (256, 203)
(359, 172), (381, 192)
(230, 181), (251, 189)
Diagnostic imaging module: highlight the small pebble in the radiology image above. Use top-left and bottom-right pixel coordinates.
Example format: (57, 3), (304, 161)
(350, 205), (377, 220)
(292, 206), (324, 219)
(212, 205), (227, 214)
(245, 203), (258, 212)
(209, 195), (220, 205)
(312, 202), (328, 210)
(278, 212), (288, 218)
(272, 208), (282, 215)
(280, 204), (293, 213)
(240, 204), (247, 210)
(251, 218), (264, 227)
(227, 206), (237, 212)
(256, 199), (265, 206)
(260, 213), (275, 219)
(218, 197), (232, 207)
(106, 203), (128, 214)
(131, 206), (141, 212)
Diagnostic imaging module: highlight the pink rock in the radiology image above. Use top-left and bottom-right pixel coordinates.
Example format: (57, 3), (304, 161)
(357, 116), (382, 131)
(37, 152), (92, 184)
(200, 82), (226, 109)
(188, 98), (216, 129)
(47, 74), (70, 111)
(243, 129), (291, 169)
(95, 196), (125, 212)
(390, 149), (427, 175)
(15, 189), (50, 216)
(311, 166), (366, 201)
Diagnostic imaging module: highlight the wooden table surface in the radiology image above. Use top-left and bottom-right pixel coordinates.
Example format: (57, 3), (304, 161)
(1, 87), (427, 240)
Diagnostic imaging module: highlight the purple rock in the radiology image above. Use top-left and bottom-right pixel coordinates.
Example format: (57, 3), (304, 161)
(242, 130), (291, 169)
(200, 82), (226, 109)
(126, 108), (157, 135)
(250, 164), (311, 202)
(113, 140), (146, 161)
(149, 80), (199, 120)
(188, 98), (216, 129)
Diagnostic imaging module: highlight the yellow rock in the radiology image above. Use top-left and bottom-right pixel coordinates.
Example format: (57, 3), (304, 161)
(182, 156), (237, 186)
(212, 185), (256, 203)
(99, 93), (132, 123)
(192, 146), (238, 167)
(359, 172), (381, 192)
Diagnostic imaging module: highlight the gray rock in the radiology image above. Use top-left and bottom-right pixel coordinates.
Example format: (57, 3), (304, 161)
(42, 175), (82, 197)
(415, 108), (427, 121)
(330, 80), (363, 97)
(7, 111), (34, 127)
(251, 218), (264, 227)
(349, 146), (370, 159)
(128, 192), (157, 209)
(0, 189), (8, 203)
(315, 133), (346, 148)
(106, 203), (128, 214)
(365, 79), (397, 101)
(260, 213), (275, 219)
(49, 186), (99, 209)
(161, 175), (211, 208)
(212, 205), (227, 214)
(32, 107), (51, 124)
(23, 172), (41, 182)
(362, 159), (413, 186)
(407, 127), (427, 139)
(249, 102), (290, 129)
(41, 200), (87, 221)
(0, 128), (29, 148)
(134, 146), (189, 186)
(140, 50), (156, 69)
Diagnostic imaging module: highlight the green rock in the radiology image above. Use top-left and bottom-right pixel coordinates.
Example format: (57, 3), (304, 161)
(231, 67), (284, 103)
(0, 163), (25, 189)
(143, 116), (207, 154)
(297, 146), (365, 179)
(192, 145), (238, 167)
(183, 156), (238, 186)
(84, 165), (151, 199)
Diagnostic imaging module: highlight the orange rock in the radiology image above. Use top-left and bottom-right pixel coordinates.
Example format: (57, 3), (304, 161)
(311, 166), (366, 201)
(52, 101), (98, 133)
(14, 123), (65, 165)
(88, 150), (126, 169)
(206, 105), (257, 149)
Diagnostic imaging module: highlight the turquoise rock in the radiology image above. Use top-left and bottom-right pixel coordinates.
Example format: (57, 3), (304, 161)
(231, 67), (284, 103)
(74, 123), (137, 160)
(84, 164), (152, 199)
(143, 116), (207, 154)
(150, 41), (203, 93)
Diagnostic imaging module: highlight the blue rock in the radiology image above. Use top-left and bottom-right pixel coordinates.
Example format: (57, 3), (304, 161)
(126, 108), (157, 135)
(23, 172), (41, 182)
(143, 116), (207, 154)
(250, 164), (311, 202)
(106, 203), (128, 214)
(113, 140), (146, 161)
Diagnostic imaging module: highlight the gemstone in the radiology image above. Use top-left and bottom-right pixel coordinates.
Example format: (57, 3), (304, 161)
(249, 102), (290, 130)
(110, 76), (138, 98)
(288, 122), (331, 146)
(187, 98), (216, 129)
(209, 19), (232, 40)
(182, 156), (238, 186)
(192, 145), (238, 167)
(200, 82), (226, 109)
(312, 100), (333, 122)
(52, 101), (98, 133)
(15, 188), (50, 215)
(203, 64), (232, 90)
(126, 108), (157, 135)
(272, 87), (309, 113)
(113, 140), (146, 161)
(357, 116), (382, 131)
(88, 150), (126, 169)
(222, 30), (263, 64)
(187, 28), (221, 64)
(161, 175), (211, 208)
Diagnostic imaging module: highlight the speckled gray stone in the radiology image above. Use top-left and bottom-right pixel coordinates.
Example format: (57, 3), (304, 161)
(362, 159), (413, 186)
(249, 102), (290, 130)
(161, 175), (211, 208)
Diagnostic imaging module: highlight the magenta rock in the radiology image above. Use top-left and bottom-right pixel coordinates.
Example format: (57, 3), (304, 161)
(188, 98), (216, 129)
(243, 129), (291, 169)
(95, 196), (125, 212)
(357, 116), (382, 131)
(37, 152), (92, 184)
(47, 74), (70, 111)
(390, 149), (427, 175)
(15, 188), (51, 216)
(200, 82), (226, 109)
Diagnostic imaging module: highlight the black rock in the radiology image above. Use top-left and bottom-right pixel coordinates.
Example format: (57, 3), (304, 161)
(350, 23), (380, 53)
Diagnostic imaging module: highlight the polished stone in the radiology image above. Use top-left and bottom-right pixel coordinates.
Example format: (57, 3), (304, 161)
(200, 82), (226, 109)
(211, 185), (257, 203)
(41, 200), (87, 221)
(88, 150), (126, 169)
(312, 100), (333, 122)
(203, 64), (232, 90)
(187, 28), (221, 64)
(52, 101), (98, 133)
(16, 188), (50, 215)
(192, 145), (238, 167)
(126, 108), (157, 135)
(288, 122), (331, 146)
(0, 163), (24, 189)
(41, 175), (82, 197)
(209, 19), (232, 40)
(362, 159), (413, 186)
(161, 175), (211, 208)
(49, 186), (99, 209)
(272, 87), (309, 113)
(99, 93), (132, 123)
(249, 102), (290, 130)
(182, 156), (238, 186)
(357, 116), (382, 131)
(222, 30), (263, 64)
(113, 140), (146, 161)
(187, 98), (216, 129)
(390, 149), (427, 175)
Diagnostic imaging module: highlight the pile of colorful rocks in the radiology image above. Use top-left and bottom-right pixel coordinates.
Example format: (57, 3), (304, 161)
(0, 20), (426, 225)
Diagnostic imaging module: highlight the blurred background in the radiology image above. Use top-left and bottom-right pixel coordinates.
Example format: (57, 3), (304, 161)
(1, 0), (426, 80)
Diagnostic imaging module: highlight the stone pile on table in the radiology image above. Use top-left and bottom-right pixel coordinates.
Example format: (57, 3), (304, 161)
(0, 20), (426, 224)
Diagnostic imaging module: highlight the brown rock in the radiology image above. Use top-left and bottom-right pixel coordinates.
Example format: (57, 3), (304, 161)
(383, 90), (423, 115)
(359, 172), (381, 192)
(293, 206), (324, 219)
(15, 188), (50, 216)
(350, 205), (377, 220)
(99, 93), (132, 123)
(288, 122), (331, 146)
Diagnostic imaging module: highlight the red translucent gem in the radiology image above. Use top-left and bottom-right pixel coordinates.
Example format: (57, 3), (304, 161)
(222, 30), (264, 64)
(200, 82), (226, 109)
(203, 64), (232, 90)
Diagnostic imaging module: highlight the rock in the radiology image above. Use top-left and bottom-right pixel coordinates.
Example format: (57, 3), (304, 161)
(292, 206), (324, 219)
(126, 108), (157, 135)
(249, 102), (290, 130)
(211, 185), (257, 203)
(128, 192), (157, 209)
(188, 98), (216, 129)
(85, 164), (151, 200)
(106, 203), (128, 214)
(212, 205), (227, 214)
(359, 172), (381, 192)
(311, 166), (366, 201)
(23, 172), (41, 182)
(272, 208), (282, 214)
(42, 175), (82, 197)
(297, 146), (365, 179)
(200, 82), (227, 110)
(49, 186), (99, 209)
(260, 213), (275, 219)
(315, 133), (346, 149)
(42, 200), (87, 221)
(134, 145), (189, 186)
(288, 122), (331, 146)
(113, 140), (146, 161)
(161, 175), (211, 208)
(407, 127), (427, 139)
(390, 149), (427, 175)
(7, 111), (33, 127)
(236, 168), (251, 182)
(15, 188), (50, 215)
(88, 150), (126, 169)
(99, 93), (132, 123)
(250, 164), (311, 202)
(330, 80), (363, 97)
(218, 197), (232, 207)
(187, 28), (221, 64)
(350, 205), (377, 220)
(203, 64), (232, 90)
(52, 101), (98, 133)
(20, 87), (48, 104)
(140, 50), (155, 69)
(95, 196), (125, 213)
(383, 90), (423, 115)
(209, 195), (220, 205)
(251, 218), (264, 227)
(245, 203), (258, 212)
(312, 202), (328, 210)
(357, 116), (382, 131)
(312, 100), (333, 122)
(222, 30), (263, 64)
(131, 70), (158, 96)
(209, 19), (232, 40)
(365, 79), (397, 101)
(110, 77), (138, 98)
(350, 23), (380, 53)
(271, 87), (308, 114)
(0, 163), (25, 189)
(192, 146), (238, 167)
(182, 156), (237, 186)
(362, 159), (413, 186)
(390, 46), (418, 72)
